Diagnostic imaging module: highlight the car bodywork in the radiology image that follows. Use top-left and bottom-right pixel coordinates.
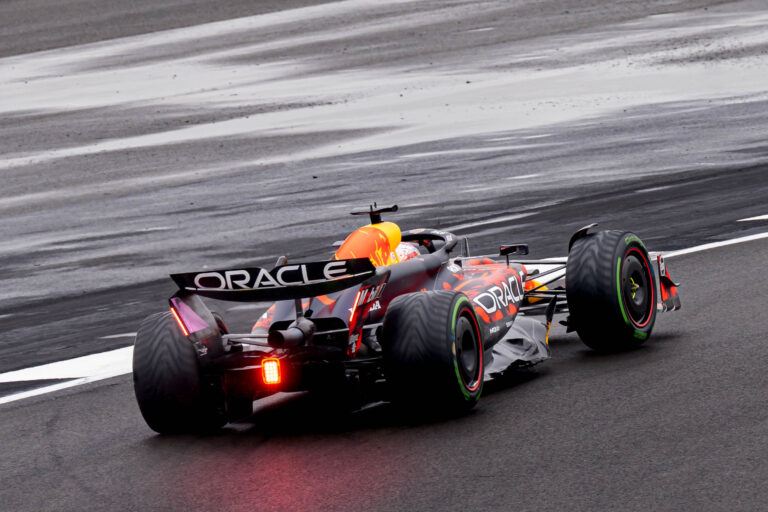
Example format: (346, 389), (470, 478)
(164, 206), (681, 411)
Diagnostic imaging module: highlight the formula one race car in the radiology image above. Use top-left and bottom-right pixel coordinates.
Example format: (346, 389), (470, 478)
(132, 205), (681, 433)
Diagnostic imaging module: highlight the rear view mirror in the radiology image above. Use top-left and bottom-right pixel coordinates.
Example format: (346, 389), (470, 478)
(500, 244), (529, 256)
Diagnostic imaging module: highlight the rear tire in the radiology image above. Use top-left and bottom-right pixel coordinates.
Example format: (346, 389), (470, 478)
(133, 312), (226, 433)
(382, 291), (484, 413)
(566, 230), (656, 352)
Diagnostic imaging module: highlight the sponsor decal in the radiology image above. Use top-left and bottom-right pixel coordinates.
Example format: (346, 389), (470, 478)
(369, 300), (382, 311)
(447, 264), (462, 273)
(472, 273), (524, 315)
(489, 325), (500, 334)
(357, 284), (386, 306)
(189, 261), (356, 290)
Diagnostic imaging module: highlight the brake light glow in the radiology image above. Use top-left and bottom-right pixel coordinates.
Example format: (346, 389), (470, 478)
(348, 289), (363, 323)
(262, 358), (281, 385)
(170, 306), (189, 337)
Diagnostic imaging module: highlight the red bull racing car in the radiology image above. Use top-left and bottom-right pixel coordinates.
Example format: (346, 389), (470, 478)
(132, 205), (681, 433)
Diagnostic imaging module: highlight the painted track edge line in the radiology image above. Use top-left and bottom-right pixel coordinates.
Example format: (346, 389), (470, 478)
(0, 371), (126, 405)
(737, 214), (768, 222)
(663, 231), (768, 258)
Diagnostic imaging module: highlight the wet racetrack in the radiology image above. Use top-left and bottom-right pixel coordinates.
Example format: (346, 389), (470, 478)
(1, 1), (768, 510)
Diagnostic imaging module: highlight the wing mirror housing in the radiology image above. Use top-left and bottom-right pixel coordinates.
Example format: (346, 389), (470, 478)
(500, 244), (529, 266)
(500, 244), (529, 256)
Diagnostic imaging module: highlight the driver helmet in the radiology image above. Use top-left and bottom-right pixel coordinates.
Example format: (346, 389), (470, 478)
(395, 241), (420, 262)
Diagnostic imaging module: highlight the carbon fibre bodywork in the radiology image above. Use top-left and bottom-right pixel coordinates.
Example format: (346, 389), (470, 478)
(160, 213), (678, 417)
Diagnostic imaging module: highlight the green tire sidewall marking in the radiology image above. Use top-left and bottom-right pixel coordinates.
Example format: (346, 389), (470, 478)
(451, 295), (468, 333)
(451, 295), (473, 401)
(616, 256), (630, 326)
(624, 235), (645, 249)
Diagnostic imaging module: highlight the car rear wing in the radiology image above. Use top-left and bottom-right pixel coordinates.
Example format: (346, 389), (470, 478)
(170, 258), (376, 302)
(168, 258), (385, 354)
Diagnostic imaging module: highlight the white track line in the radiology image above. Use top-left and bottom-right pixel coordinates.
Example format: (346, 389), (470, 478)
(1, 230), (766, 406)
(738, 214), (768, 222)
(0, 375), (120, 405)
(98, 332), (136, 339)
(0, 346), (133, 382)
(0, 347), (133, 405)
(663, 231), (768, 258)
(446, 213), (533, 231)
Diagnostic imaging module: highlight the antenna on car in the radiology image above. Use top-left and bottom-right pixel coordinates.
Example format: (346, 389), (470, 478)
(350, 203), (398, 224)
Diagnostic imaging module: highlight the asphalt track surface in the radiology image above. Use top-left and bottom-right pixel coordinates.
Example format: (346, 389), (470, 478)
(2, 0), (768, 510)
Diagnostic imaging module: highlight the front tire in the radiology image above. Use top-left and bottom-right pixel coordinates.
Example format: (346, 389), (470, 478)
(133, 312), (226, 433)
(566, 230), (656, 352)
(382, 291), (484, 413)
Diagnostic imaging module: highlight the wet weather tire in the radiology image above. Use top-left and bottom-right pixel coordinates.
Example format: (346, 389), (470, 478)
(382, 291), (484, 413)
(133, 312), (226, 434)
(566, 230), (656, 352)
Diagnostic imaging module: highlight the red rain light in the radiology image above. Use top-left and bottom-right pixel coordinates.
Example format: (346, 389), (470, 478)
(170, 306), (189, 337)
(348, 289), (364, 323)
(262, 358), (281, 385)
